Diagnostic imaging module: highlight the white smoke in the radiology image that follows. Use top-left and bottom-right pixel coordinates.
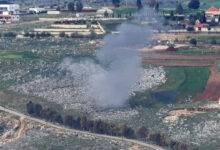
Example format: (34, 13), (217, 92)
(61, 8), (166, 107)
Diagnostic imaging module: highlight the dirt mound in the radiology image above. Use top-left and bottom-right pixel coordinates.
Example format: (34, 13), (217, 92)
(140, 53), (220, 60)
(142, 60), (215, 66)
(194, 66), (220, 103)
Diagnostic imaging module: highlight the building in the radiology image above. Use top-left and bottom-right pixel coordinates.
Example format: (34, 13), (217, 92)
(195, 24), (209, 31)
(205, 6), (220, 23)
(96, 7), (113, 17)
(29, 8), (46, 14)
(0, 1), (20, 21)
(47, 11), (60, 15)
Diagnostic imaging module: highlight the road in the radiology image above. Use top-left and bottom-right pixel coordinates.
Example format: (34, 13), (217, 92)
(0, 106), (164, 150)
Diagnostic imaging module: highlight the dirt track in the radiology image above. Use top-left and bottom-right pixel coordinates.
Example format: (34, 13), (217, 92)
(194, 66), (220, 103)
(140, 53), (220, 60)
(0, 106), (164, 150)
(142, 60), (215, 66)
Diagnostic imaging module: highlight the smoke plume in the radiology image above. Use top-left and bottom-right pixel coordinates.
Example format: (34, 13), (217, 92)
(61, 8), (165, 107)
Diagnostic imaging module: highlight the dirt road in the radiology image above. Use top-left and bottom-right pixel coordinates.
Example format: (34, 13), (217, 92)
(16, 117), (24, 139)
(194, 66), (220, 103)
(140, 53), (220, 60)
(142, 60), (215, 66)
(0, 106), (164, 150)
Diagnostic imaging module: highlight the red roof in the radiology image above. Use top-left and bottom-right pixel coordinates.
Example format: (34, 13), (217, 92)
(195, 24), (209, 28)
(0, 15), (11, 18)
(207, 6), (220, 12)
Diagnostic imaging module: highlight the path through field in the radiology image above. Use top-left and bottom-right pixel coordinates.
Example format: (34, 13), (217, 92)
(0, 106), (165, 150)
(142, 60), (215, 66)
(194, 66), (220, 102)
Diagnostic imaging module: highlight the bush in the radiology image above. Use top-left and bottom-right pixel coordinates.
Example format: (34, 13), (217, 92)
(59, 32), (66, 38)
(4, 32), (17, 38)
(190, 38), (197, 46)
(187, 26), (194, 32)
(211, 39), (217, 45)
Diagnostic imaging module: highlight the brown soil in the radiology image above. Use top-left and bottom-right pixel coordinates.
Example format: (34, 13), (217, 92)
(140, 53), (220, 60)
(194, 66), (220, 103)
(142, 60), (215, 66)
(16, 117), (24, 139)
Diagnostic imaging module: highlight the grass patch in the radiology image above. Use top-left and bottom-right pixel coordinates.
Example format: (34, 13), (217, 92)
(0, 50), (43, 60)
(159, 66), (210, 98)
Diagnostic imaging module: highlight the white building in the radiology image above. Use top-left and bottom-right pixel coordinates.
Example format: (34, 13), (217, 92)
(0, 1), (20, 21)
(29, 8), (46, 14)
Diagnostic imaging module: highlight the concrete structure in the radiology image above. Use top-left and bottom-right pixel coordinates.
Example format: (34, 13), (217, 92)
(0, 1), (20, 21)
(29, 7), (46, 14)
(206, 6), (220, 23)
(97, 7), (113, 17)
(195, 24), (209, 31)
(47, 11), (60, 15)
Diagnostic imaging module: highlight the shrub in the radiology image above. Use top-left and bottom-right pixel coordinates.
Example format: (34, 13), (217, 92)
(190, 38), (197, 46)
(59, 32), (66, 38)
(4, 32), (17, 38)
(211, 39), (217, 45)
(187, 26), (194, 32)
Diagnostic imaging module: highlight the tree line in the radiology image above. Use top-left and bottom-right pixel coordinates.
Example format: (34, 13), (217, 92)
(26, 101), (197, 150)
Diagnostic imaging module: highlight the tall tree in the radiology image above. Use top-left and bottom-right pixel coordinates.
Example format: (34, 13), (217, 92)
(76, 1), (83, 12)
(112, 0), (120, 8)
(155, 2), (159, 12)
(148, 0), (156, 8)
(26, 101), (34, 114)
(34, 104), (42, 117)
(176, 3), (183, 14)
(68, 2), (75, 12)
(136, 126), (148, 139)
(188, 0), (200, 9)
(137, 0), (143, 10)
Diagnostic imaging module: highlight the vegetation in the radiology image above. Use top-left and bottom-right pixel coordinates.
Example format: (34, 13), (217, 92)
(188, 0), (200, 9)
(160, 67), (210, 98)
(26, 101), (193, 150)
(68, 2), (75, 12)
(112, 0), (120, 8)
(136, 0), (143, 10)
(76, 1), (83, 12)
(176, 3), (184, 14)
(190, 38), (197, 46)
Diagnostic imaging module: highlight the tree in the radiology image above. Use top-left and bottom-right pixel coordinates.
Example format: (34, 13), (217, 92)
(176, 3), (183, 14)
(155, 2), (159, 12)
(76, 1), (83, 12)
(56, 6), (61, 11)
(190, 39), (197, 46)
(104, 10), (109, 18)
(148, 0), (156, 8)
(137, 0), (143, 10)
(211, 39), (217, 45)
(136, 126), (148, 139)
(112, 0), (120, 8)
(59, 32), (66, 38)
(198, 11), (206, 23)
(34, 104), (42, 117)
(188, 0), (200, 9)
(26, 101), (34, 114)
(55, 115), (63, 124)
(63, 115), (74, 127)
(68, 2), (75, 12)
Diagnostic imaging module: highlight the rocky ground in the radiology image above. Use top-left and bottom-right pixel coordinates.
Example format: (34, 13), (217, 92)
(10, 64), (166, 120)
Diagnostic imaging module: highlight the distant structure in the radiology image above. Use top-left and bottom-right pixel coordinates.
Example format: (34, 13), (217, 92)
(29, 7), (46, 14)
(0, 1), (20, 21)
(195, 24), (209, 31)
(96, 7), (113, 17)
(205, 6), (220, 23)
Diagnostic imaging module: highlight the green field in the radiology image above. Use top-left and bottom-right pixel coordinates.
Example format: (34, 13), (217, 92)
(159, 66), (210, 99)
(0, 50), (42, 60)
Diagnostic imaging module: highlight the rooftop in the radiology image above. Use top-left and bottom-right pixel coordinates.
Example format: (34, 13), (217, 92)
(206, 6), (220, 12)
(0, 1), (13, 4)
